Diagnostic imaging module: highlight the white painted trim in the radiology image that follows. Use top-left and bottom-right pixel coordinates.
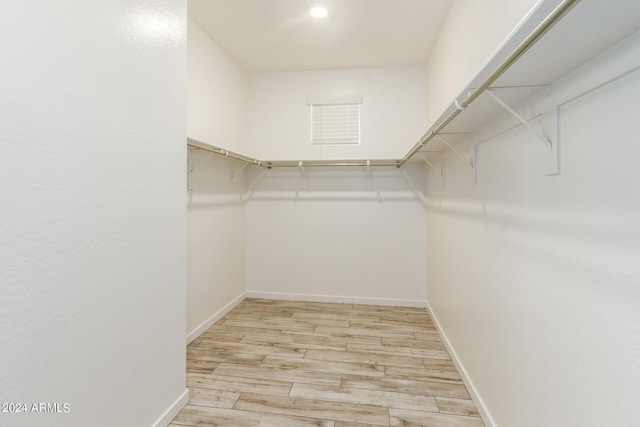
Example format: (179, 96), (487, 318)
(425, 301), (496, 427)
(151, 388), (188, 427)
(245, 291), (426, 308)
(186, 292), (246, 344)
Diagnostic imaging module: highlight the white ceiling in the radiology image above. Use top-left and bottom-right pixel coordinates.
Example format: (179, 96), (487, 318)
(188, 0), (454, 71)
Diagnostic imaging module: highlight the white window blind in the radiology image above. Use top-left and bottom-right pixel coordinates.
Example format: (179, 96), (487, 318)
(307, 97), (362, 145)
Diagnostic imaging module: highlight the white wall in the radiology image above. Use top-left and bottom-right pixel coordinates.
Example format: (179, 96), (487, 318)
(187, 19), (247, 340)
(246, 66), (428, 160)
(244, 65), (429, 306)
(246, 162), (427, 306)
(187, 153), (247, 341)
(188, 18), (246, 151)
(186, 30), (430, 324)
(0, 2), (187, 426)
(425, 0), (539, 124)
(424, 31), (640, 427)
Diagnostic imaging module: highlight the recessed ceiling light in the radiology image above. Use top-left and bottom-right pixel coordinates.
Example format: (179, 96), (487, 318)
(310, 6), (328, 19)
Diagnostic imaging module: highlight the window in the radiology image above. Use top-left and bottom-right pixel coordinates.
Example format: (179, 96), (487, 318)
(307, 96), (362, 146)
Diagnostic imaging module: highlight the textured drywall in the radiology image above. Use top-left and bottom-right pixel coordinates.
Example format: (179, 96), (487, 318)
(246, 162), (427, 305)
(187, 21), (248, 340)
(0, 1), (187, 426)
(424, 32), (640, 427)
(246, 66), (428, 160)
(188, 18), (247, 152)
(187, 153), (247, 339)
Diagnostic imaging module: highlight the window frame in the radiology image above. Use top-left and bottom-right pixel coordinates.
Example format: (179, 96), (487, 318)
(307, 96), (363, 146)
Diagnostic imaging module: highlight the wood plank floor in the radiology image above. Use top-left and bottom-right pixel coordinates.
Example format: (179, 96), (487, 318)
(170, 299), (484, 427)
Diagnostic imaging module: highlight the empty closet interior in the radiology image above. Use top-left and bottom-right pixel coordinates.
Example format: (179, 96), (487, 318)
(185, 1), (640, 426)
(6, 0), (640, 426)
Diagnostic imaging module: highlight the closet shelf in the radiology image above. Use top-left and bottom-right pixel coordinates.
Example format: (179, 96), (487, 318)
(187, 138), (400, 168)
(414, 0), (640, 160)
(187, 138), (262, 166)
(188, 0), (640, 169)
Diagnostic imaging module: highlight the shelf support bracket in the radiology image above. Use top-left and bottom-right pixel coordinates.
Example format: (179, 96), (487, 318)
(437, 135), (473, 169)
(188, 151), (213, 174)
(486, 89), (551, 147)
(418, 154), (438, 174)
(365, 160), (373, 189)
(418, 154), (446, 188)
(486, 89), (560, 175)
(298, 161), (309, 190)
(544, 105), (560, 176)
(437, 134), (476, 184)
(298, 161), (306, 180)
(231, 161), (250, 183)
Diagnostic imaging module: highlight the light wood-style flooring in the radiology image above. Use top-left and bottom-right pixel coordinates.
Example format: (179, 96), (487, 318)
(170, 299), (484, 427)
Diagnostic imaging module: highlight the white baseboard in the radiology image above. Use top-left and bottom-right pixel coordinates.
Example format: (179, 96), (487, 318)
(425, 301), (496, 427)
(186, 292), (246, 344)
(152, 388), (188, 427)
(245, 290), (426, 308)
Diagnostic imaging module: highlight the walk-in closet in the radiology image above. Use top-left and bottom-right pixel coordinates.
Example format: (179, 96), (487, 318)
(3, 1), (639, 426)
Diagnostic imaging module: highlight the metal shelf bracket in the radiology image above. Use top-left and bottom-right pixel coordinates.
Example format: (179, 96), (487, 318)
(365, 160), (373, 189)
(298, 161), (309, 189)
(419, 154), (446, 189)
(543, 102), (560, 176)
(486, 88), (560, 175)
(231, 161), (250, 183)
(437, 134), (477, 184)
(437, 135), (473, 169)
(298, 161), (307, 180)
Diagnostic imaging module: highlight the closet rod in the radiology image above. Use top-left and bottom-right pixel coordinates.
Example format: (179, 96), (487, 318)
(187, 139), (264, 167)
(400, 0), (580, 165)
(188, 139), (400, 168)
(265, 160), (400, 168)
